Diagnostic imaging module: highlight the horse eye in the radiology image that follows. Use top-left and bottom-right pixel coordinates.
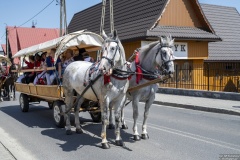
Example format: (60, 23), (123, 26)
(111, 47), (115, 51)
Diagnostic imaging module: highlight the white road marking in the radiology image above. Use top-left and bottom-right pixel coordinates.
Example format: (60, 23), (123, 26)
(124, 118), (240, 152)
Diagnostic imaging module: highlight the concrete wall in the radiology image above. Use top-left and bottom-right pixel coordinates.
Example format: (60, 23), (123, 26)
(158, 87), (240, 101)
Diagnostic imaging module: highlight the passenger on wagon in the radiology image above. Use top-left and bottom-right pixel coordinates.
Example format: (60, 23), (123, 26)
(73, 48), (85, 61)
(83, 53), (94, 63)
(59, 49), (74, 78)
(16, 55), (35, 83)
(32, 50), (49, 84)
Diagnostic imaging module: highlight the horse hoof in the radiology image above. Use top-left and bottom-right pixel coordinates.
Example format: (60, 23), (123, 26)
(133, 135), (141, 141)
(141, 134), (149, 139)
(102, 142), (110, 149)
(66, 130), (72, 135)
(76, 128), (83, 134)
(122, 124), (128, 129)
(115, 140), (124, 146)
(108, 124), (115, 129)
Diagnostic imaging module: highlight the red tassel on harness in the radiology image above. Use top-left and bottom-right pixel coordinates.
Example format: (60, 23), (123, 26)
(135, 51), (142, 84)
(104, 75), (111, 85)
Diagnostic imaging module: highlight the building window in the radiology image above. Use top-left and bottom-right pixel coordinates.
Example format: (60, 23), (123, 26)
(226, 64), (233, 70)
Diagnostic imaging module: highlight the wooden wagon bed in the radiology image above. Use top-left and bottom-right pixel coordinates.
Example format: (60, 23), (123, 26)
(15, 83), (63, 101)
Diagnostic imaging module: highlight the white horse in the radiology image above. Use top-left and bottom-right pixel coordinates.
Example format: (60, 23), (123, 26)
(109, 35), (175, 140)
(62, 30), (129, 149)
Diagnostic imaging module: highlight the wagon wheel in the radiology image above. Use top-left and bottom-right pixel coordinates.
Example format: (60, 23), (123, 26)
(48, 102), (53, 109)
(53, 101), (65, 128)
(19, 93), (29, 112)
(89, 111), (101, 123)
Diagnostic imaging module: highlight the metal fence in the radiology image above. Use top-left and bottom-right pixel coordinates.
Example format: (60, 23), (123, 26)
(161, 62), (240, 93)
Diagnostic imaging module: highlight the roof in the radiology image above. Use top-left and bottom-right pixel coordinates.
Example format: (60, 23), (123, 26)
(201, 4), (240, 61)
(69, 0), (167, 41)
(7, 27), (18, 56)
(4, 26), (61, 64)
(68, 0), (219, 41)
(15, 27), (60, 49)
(147, 26), (220, 41)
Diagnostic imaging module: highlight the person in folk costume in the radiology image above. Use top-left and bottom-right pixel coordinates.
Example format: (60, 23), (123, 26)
(73, 48), (85, 61)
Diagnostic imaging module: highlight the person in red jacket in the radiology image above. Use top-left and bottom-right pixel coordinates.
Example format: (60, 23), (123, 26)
(16, 55), (35, 83)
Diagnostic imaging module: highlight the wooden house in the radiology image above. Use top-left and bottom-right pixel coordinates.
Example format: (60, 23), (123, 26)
(68, 0), (240, 92)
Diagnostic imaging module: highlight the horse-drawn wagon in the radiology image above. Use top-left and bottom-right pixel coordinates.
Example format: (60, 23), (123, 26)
(12, 26), (175, 148)
(13, 30), (104, 127)
(0, 55), (14, 101)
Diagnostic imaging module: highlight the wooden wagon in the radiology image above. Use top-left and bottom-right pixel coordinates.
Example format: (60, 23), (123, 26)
(12, 30), (104, 127)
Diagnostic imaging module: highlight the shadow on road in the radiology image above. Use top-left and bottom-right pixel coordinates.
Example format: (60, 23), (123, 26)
(41, 121), (134, 151)
(0, 104), (135, 151)
(0, 104), (56, 128)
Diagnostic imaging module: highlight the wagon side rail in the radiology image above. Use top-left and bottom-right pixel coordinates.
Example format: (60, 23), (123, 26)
(15, 83), (64, 101)
(11, 67), (55, 73)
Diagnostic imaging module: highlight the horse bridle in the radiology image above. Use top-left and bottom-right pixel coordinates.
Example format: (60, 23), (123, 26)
(101, 39), (121, 68)
(155, 44), (174, 73)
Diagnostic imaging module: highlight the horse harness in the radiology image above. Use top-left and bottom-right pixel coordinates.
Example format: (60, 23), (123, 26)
(101, 39), (121, 68)
(157, 44), (174, 74)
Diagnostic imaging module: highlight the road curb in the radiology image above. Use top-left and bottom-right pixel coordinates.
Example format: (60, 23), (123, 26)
(153, 101), (240, 116)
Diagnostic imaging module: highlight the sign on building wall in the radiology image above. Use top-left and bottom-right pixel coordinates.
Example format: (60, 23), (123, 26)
(173, 42), (188, 59)
(141, 41), (188, 59)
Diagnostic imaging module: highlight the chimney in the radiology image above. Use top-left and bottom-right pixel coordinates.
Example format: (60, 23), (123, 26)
(32, 21), (35, 28)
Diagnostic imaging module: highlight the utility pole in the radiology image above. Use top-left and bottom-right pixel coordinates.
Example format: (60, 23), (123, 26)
(6, 27), (9, 58)
(59, 0), (67, 37)
(100, 0), (114, 35)
(60, 0), (63, 37)
(110, 0), (114, 34)
(99, 0), (106, 36)
(63, 0), (67, 35)
(98, 0), (115, 61)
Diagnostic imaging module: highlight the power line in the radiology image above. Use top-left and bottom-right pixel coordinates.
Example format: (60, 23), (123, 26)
(17, 0), (55, 27)
(1, 0), (55, 40)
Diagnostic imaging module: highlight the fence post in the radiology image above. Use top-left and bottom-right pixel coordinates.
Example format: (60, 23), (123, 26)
(207, 63), (210, 91)
(175, 65), (178, 88)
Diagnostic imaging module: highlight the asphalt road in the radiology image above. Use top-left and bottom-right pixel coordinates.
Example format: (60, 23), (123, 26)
(0, 93), (240, 160)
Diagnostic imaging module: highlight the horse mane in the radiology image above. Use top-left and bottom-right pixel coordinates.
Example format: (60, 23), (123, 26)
(139, 41), (159, 63)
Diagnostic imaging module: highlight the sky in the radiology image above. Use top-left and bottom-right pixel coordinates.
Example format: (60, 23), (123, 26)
(0, 0), (240, 50)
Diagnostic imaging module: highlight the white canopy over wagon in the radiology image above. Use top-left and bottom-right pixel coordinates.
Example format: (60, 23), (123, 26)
(12, 30), (104, 61)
